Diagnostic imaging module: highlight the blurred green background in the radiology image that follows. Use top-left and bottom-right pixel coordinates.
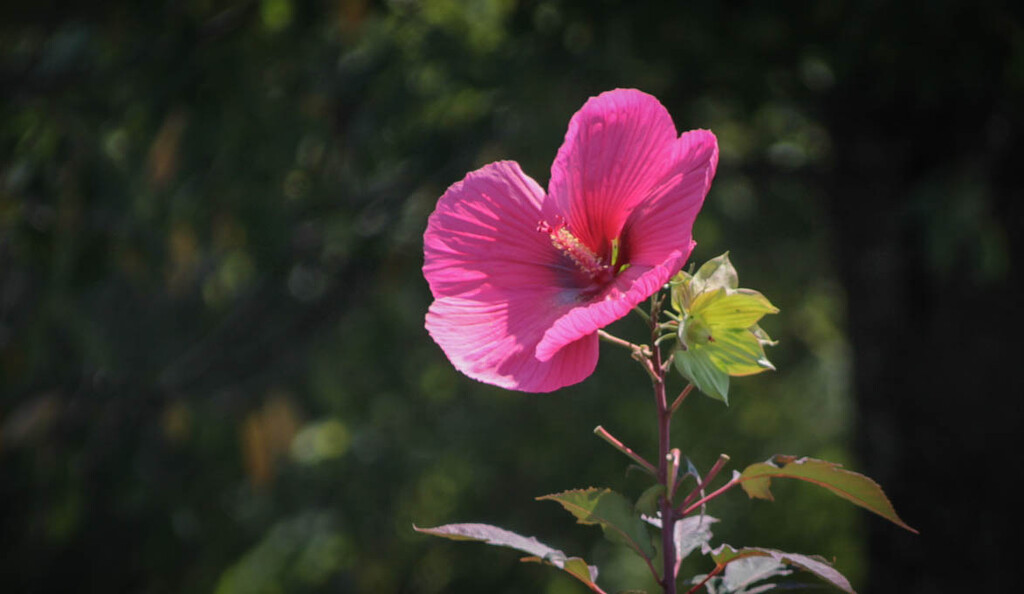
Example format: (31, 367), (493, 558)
(2, 1), (1021, 592)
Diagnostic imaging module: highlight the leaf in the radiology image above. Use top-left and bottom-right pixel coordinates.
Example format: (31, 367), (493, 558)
(706, 543), (855, 593)
(670, 271), (695, 313)
(721, 556), (792, 593)
(749, 324), (777, 346)
(521, 556), (597, 585)
(674, 345), (730, 403)
(635, 484), (665, 518)
(706, 328), (775, 377)
(691, 252), (739, 294)
(414, 523), (599, 585)
(674, 514), (719, 562)
(539, 488), (656, 559)
(737, 456), (918, 533)
(645, 513), (718, 568)
(691, 289), (779, 329)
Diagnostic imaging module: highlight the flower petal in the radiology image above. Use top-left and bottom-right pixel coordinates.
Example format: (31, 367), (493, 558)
(424, 161), (556, 299)
(535, 258), (683, 362)
(546, 89), (680, 252)
(621, 129), (718, 267)
(427, 295), (598, 393)
(423, 160), (600, 392)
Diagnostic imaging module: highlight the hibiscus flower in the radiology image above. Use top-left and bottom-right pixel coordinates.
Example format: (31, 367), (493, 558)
(423, 89), (718, 393)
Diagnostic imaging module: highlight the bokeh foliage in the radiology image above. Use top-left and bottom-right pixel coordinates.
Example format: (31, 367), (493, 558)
(2, 1), (1020, 592)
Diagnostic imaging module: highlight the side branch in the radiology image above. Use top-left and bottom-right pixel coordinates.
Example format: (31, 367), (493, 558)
(593, 426), (657, 475)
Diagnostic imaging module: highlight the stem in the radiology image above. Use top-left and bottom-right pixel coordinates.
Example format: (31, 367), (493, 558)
(593, 426), (657, 475)
(665, 448), (681, 500)
(684, 563), (725, 594)
(597, 329), (641, 351)
(676, 454), (730, 515)
(670, 384), (694, 414)
(681, 477), (740, 516)
(648, 297), (679, 594)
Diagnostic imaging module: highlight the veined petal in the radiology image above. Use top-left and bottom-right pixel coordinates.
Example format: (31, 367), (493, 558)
(535, 254), (686, 361)
(424, 161), (557, 298)
(621, 129), (718, 267)
(547, 89), (679, 252)
(423, 160), (600, 392)
(427, 295), (599, 393)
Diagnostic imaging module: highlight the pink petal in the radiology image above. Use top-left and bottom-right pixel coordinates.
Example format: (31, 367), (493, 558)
(427, 296), (598, 393)
(621, 129), (718, 267)
(535, 111), (718, 361)
(423, 160), (600, 392)
(535, 259), (682, 362)
(424, 161), (556, 298)
(546, 89), (680, 252)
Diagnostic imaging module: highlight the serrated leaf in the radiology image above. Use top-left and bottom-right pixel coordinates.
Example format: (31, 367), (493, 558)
(539, 488), (656, 560)
(706, 544), (855, 593)
(737, 456), (917, 533)
(414, 523), (599, 585)
(691, 289), (778, 329)
(706, 328), (775, 376)
(692, 252), (738, 294)
(674, 346), (730, 403)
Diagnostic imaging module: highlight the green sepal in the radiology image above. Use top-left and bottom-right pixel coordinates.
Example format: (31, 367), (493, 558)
(674, 345), (730, 403)
(706, 327), (775, 377)
(691, 252), (739, 295)
(670, 272), (693, 313)
(538, 488), (656, 560)
(691, 288), (779, 329)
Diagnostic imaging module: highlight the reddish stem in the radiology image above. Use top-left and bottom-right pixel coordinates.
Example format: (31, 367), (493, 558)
(684, 563), (726, 594)
(594, 425), (657, 475)
(670, 384), (694, 414)
(676, 454), (730, 515)
(648, 297), (678, 594)
(681, 477), (740, 516)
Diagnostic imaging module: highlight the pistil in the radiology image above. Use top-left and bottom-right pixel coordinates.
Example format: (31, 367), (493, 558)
(539, 220), (615, 284)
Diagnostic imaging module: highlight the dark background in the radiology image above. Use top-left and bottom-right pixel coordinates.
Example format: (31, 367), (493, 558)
(2, 1), (1021, 592)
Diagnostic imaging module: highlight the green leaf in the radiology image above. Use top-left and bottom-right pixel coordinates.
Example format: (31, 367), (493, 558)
(749, 324), (777, 346)
(669, 271), (694, 313)
(706, 328), (775, 377)
(706, 544), (855, 593)
(539, 488), (656, 560)
(674, 345), (730, 403)
(691, 289), (779, 329)
(691, 252), (738, 294)
(737, 456), (918, 533)
(635, 484), (665, 518)
(414, 523), (599, 585)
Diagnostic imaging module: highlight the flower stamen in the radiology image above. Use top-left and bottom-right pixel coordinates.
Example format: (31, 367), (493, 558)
(539, 219), (615, 283)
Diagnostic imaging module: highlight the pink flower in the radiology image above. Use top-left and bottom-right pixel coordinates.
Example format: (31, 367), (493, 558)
(423, 89), (718, 393)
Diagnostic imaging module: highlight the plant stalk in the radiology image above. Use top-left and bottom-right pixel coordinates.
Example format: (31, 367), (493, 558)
(649, 297), (678, 594)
